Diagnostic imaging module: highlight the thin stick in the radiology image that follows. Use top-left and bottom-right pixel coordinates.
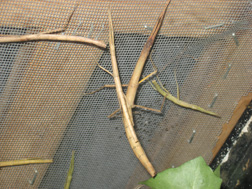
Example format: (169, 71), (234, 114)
(85, 50), (158, 96)
(108, 108), (121, 118)
(108, 6), (156, 177)
(133, 104), (162, 114)
(108, 103), (163, 119)
(64, 151), (75, 189)
(138, 50), (158, 84)
(92, 55), (113, 76)
(0, 34), (106, 49)
(139, 70), (157, 84)
(41, 4), (79, 34)
(172, 70), (180, 99)
(83, 84), (128, 96)
(96, 64), (113, 76)
(0, 159), (53, 167)
(151, 80), (220, 117)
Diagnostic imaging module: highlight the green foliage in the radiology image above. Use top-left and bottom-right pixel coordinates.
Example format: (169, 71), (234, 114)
(214, 165), (221, 178)
(140, 156), (222, 189)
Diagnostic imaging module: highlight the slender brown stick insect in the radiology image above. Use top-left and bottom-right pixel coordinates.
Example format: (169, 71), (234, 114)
(0, 5), (106, 49)
(107, 0), (172, 177)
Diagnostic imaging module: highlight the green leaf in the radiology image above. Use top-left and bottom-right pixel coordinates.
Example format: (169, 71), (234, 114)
(140, 156), (222, 189)
(214, 165), (221, 178)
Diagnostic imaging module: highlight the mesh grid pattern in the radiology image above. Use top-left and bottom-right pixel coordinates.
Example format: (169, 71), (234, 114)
(0, 0), (251, 188)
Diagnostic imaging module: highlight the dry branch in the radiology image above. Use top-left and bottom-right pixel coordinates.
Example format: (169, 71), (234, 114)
(0, 34), (106, 49)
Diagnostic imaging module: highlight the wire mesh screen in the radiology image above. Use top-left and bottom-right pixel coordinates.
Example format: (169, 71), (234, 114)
(0, 0), (251, 188)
